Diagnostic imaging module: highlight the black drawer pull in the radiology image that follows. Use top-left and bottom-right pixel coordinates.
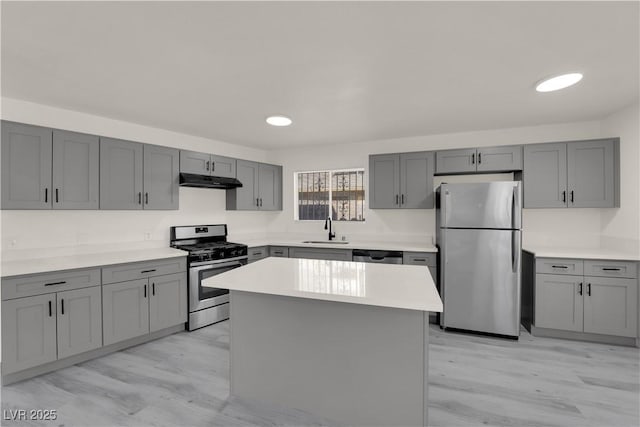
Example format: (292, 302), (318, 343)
(45, 281), (66, 286)
(551, 265), (568, 269)
(413, 258), (427, 262)
(140, 269), (156, 274)
(602, 268), (621, 271)
(252, 252), (262, 256)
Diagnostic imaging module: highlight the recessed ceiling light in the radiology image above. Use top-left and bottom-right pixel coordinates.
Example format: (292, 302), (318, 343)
(266, 115), (292, 126)
(535, 73), (583, 92)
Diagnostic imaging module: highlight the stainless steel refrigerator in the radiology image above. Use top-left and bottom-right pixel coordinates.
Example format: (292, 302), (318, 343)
(436, 181), (522, 338)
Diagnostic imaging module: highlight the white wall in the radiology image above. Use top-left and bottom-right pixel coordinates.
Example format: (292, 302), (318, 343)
(266, 120), (619, 248)
(0, 97), (278, 257)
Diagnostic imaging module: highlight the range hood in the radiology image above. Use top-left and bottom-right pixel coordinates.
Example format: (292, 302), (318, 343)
(179, 173), (243, 189)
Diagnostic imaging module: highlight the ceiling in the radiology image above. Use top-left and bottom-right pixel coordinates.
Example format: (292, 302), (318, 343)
(2, 1), (638, 150)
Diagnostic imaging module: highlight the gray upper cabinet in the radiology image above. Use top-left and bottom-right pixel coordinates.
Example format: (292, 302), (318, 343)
(523, 143), (568, 208)
(52, 130), (100, 210)
(436, 145), (523, 175)
(143, 144), (179, 210)
(149, 272), (187, 333)
(227, 160), (282, 211)
(100, 137), (144, 210)
(369, 151), (434, 209)
(435, 148), (476, 174)
(102, 278), (150, 346)
(180, 150), (237, 179)
(56, 286), (102, 359)
(1, 121), (52, 209)
(2, 293), (58, 374)
(567, 139), (619, 208)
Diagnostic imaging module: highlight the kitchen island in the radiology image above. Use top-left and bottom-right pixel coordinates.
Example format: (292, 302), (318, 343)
(202, 257), (442, 427)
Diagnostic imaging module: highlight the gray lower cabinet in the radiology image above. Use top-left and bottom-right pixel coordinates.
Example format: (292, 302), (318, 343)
(2, 293), (58, 374)
(226, 160), (282, 211)
(143, 144), (179, 210)
(289, 247), (352, 261)
(524, 139), (619, 208)
(100, 137), (144, 210)
(248, 246), (269, 263)
(436, 145), (523, 175)
(535, 273), (584, 332)
(1, 121), (53, 209)
(369, 151), (434, 209)
(56, 286), (103, 359)
(269, 246), (289, 257)
(149, 272), (187, 333)
(180, 150), (237, 179)
(583, 276), (636, 337)
(102, 278), (150, 345)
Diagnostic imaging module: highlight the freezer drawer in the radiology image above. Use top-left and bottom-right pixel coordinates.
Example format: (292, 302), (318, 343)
(441, 228), (521, 337)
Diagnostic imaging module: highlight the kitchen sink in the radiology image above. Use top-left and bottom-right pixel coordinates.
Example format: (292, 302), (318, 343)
(302, 240), (350, 244)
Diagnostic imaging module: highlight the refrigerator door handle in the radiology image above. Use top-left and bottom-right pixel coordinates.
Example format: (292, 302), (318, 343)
(511, 184), (521, 230)
(512, 231), (520, 273)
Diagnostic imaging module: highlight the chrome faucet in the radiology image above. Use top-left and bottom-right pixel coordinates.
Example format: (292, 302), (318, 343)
(324, 216), (336, 241)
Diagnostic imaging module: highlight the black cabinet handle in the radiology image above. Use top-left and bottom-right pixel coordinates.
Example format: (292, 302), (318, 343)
(578, 283), (583, 295)
(61, 298), (64, 315)
(140, 269), (156, 274)
(396, 195), (399, 205)
(587, 283), (591, 296)
(145, 192), (149, 204)
(55, 188), (59, 203)
(256, 198), (259, 206)
(144, 284), (147, 298)
(478, 152), (482, 164)
(562, 191), (566, 203)
(602, 267), (621, 271)
(212, 162), (215, 172)
(260, 198), (263, 207)
(413, 258), (426, 262)
(138, 192), (142, 204)
(45, 281), (66, 286)
(48, 300), (52, 317)
(206, 161), (210, 171)
(471, 153), (475, 164)
(152, 283), (155, 296)
(45, 188), (48, 203)
(551, 265), (568, 269)
(252, 252), (262, 256)
(401, 194), (405, 205)
(570, 190), (574, 203)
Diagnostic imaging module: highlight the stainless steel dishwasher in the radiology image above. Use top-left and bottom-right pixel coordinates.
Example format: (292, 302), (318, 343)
(352, 249), (403, 264)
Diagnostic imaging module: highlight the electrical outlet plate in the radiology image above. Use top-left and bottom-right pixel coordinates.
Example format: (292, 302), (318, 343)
(144, 232), (152, 241)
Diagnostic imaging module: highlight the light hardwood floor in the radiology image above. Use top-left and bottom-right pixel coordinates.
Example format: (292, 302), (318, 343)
(1, 322), (638, 427)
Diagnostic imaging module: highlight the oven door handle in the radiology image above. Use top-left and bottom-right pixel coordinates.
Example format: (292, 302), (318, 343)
(189, 257), (248, 268)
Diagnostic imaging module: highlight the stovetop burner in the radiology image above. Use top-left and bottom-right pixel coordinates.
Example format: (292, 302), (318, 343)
(170, 224), (247, 263)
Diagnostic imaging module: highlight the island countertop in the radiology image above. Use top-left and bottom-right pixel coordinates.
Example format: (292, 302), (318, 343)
(202, 257), (442, 312)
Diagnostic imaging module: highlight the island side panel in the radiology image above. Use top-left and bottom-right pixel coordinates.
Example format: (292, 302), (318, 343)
(229, 290), (428, 427)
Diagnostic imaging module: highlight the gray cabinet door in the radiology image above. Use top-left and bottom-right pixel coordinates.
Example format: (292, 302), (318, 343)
(102, 279), (150, 345)
(149, 272), (187, 333)
(269, 246), (289, 257)
(227, 160), (259, 210)
(288, 247), (352, 261)
(211, 154), (237, 178)
(567, 139), (617, 208)
(258, 163), (280, 210)
(143, 144), (179, 210)
(400, 151), (434, 209)
(100, 138), (144, 210)
(476, 145), (523, 172)
(534, 274), (583, 332)
(56, 286), (102, 359)
(52, 130), (99, 210)
(180, 150), (211, 175)
(1, 121), (52, 209)
(583, 276), (636, 337)
(523, 143), (568, 208)
(435, 148), (477, 174)
(2, 294), (57, 374)
(369, 154), (400, 209)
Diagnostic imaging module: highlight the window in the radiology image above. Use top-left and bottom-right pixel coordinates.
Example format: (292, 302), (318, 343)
(295, 169), (365, 221)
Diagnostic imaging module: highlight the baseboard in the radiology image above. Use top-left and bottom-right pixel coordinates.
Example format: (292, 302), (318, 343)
(2, 323), (186, 386)
(531, 325), (636, 347)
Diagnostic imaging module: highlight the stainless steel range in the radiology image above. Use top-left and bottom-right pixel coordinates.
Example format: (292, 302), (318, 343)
(170, 224), (247, 330)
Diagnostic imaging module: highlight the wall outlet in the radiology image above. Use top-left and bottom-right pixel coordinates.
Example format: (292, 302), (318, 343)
(144, 232), (152, 241)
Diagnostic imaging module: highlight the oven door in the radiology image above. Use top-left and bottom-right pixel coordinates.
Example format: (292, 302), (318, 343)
(189, 259), (247, 312)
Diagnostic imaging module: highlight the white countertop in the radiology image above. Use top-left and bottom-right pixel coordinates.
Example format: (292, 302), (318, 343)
(523, 246), (640, 261)
(1, 247), (188, 278)
(237, 238), (437, 253)
(203, 257), (443, 312)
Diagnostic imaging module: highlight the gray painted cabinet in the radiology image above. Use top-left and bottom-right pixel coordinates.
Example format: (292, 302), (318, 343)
(1, 293), (58, 374)
(435, 148), (476, 174)
(102, 278), (150, 345)
(143, 144), (179, 210)
(369, 151), (434, 209)
(56, 286), (102, 359)
(288, 247), (353, 261)
(211, 154), (237, 179)
(149, 272), (187, 333)
(436, 145), (523, 175)
(524, 139), (619, 208)
(1, 121), (52, 209)
(226, 160), (282, 211)
(248, 246), (269, 263)
(583, 276), (636, 337)
(180, 150), (237, 179)
(535, 273), (584, 332)
(100, 137), (144, 210)
(269, 246), (289, 257)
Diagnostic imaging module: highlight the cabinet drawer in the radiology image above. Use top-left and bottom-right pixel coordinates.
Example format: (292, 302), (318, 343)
(536, 258), (583, 275)
(102, 257), (187, 284)
(584, 260), (637, 279)
(269, 246), (289, 258)
(289, 247), (352, 261)
(403, 252), (437, 266)
(248, 246), (269, 262)
(2, 268), (101, 300)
